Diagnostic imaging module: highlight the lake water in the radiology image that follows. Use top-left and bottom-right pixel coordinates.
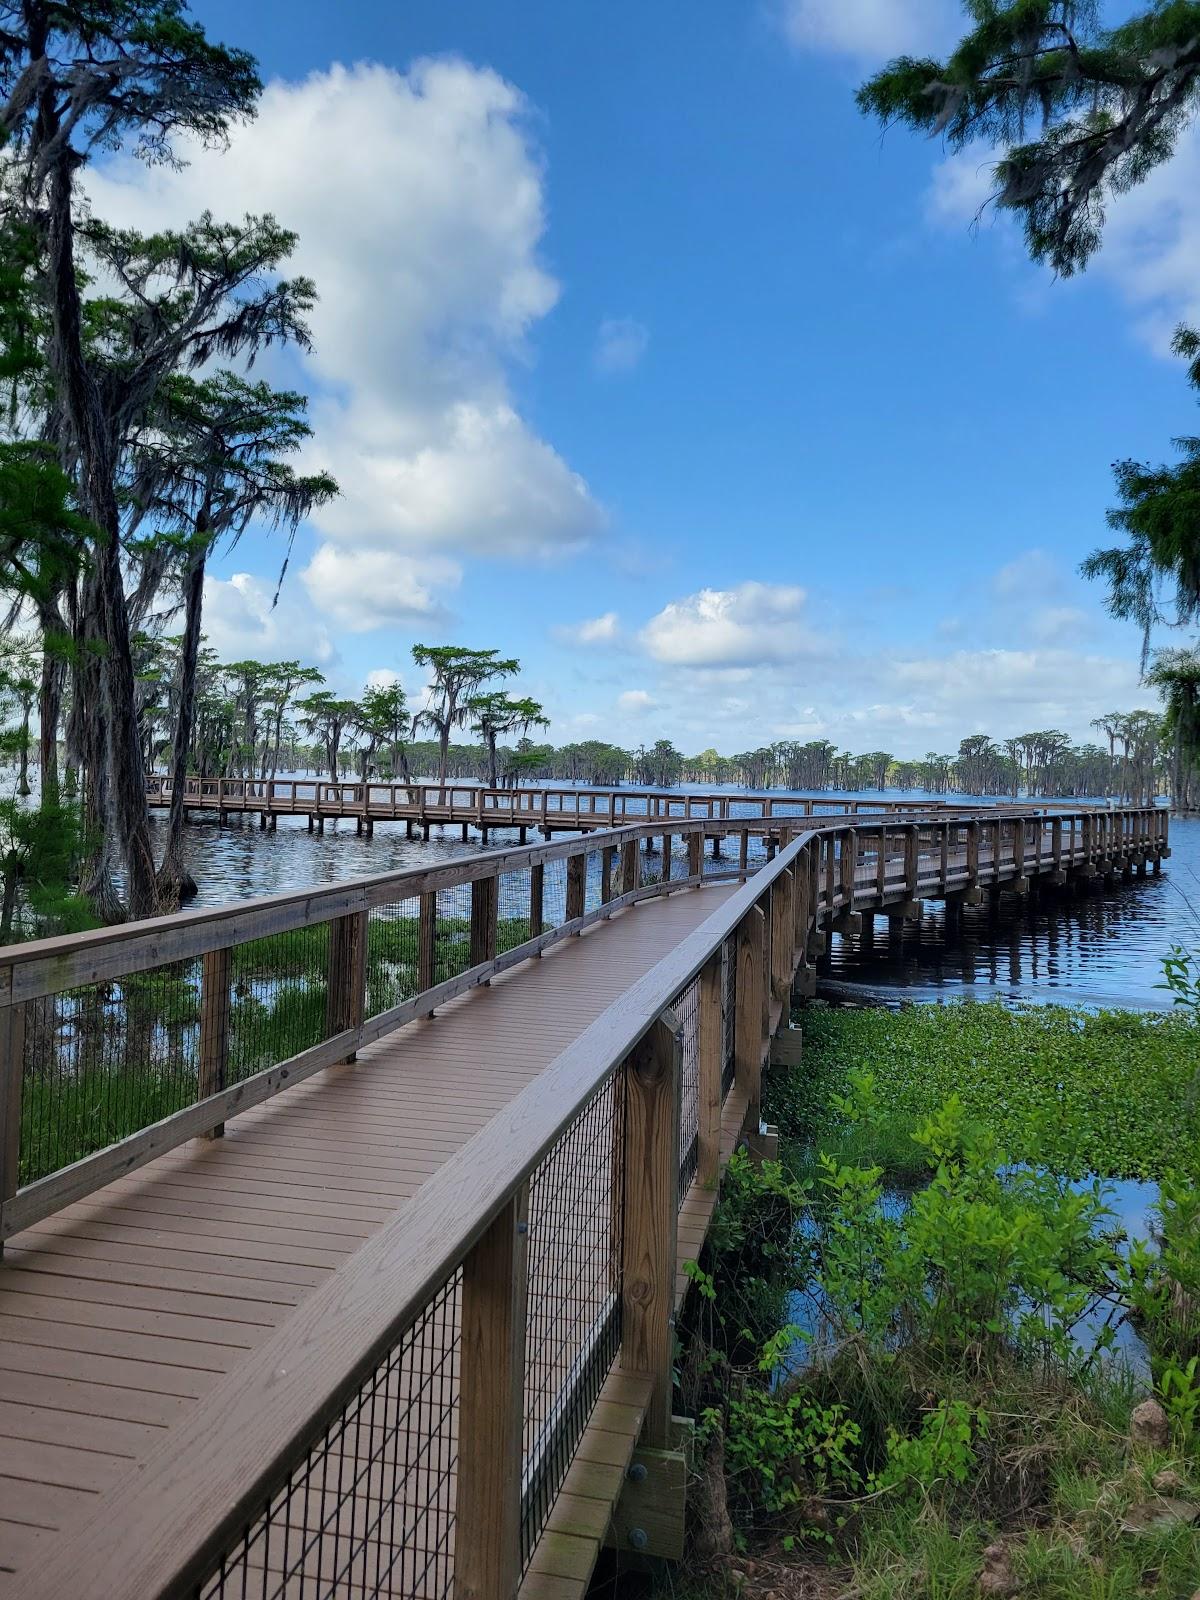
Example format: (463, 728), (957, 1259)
(155, 783), (1199, 1012)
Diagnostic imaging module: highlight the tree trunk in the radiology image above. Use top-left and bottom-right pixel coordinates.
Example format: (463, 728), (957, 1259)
(438, 725), (449, 785)
(487, 734), (498, 789)
(156, 550), (205, 908)
(17, 711), (31, 797)
(45, 162), (156, 920)
(37, 635), (63, 804)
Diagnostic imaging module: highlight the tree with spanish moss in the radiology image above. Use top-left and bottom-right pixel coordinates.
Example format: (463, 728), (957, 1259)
(0, 2), (318, 919)
(412, 645), (519, 785)
(860, 4), (1200, 668)
(130, 373), (336, 904)
(468, 692), (549, 789)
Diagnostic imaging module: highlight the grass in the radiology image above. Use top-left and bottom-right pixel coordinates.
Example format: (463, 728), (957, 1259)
(771, 1000), (1200, 1181)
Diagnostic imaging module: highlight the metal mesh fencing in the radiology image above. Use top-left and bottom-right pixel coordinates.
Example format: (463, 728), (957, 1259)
(197, 1269), (461, 1600)
(432, 879), (473, 983)
(539, 855), (570, 932)
(19, 963), (201, 1188)
(674, 976), (700, 1201)
(366, 896), (422, 1017)
(520, 1070), (624, 1569)
(228, 924), (330, 1084)
(497, 865), (534, 954)
(721, 936), (736, 1095)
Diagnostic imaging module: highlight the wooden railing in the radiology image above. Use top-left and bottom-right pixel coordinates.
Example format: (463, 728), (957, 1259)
(1, 802), (1169, 1600)
(144, 773), (962, 827)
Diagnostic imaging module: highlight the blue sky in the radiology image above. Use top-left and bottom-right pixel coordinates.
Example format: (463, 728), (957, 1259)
(93, 0), (1200, 756)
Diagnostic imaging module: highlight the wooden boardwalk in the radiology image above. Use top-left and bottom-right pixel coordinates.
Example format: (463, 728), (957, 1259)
(0, 885), (735, 1596)
(144, 775), (954, 837)
(0, 803), (1168, 1600)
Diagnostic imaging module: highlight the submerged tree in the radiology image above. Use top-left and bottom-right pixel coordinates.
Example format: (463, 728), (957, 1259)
(468, 693), (549, 789)
(411, 645), (518, 785)
(355, 681), (410, 783)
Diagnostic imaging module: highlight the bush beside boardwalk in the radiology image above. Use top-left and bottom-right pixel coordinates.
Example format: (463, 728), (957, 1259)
(666, 999), (1200, 1600)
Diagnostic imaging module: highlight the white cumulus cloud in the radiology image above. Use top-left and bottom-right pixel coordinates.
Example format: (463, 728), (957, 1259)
(594, 316), (649, 375)
(202, 572), (338, 665)
(302, 545), (460, 633)
(618, 689), (655, 712)
(87, 58), (602, 626)
(775, 0), (961, 62)
(640, 582), (820, 668)
(554, 611), (621, 645)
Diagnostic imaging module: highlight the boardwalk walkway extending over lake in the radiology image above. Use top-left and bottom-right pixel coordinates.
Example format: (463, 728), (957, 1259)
(0, 803), (1168, 1599)
(145, 775), (958, 838)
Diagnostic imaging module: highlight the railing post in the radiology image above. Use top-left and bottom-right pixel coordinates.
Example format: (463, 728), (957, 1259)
(471, 873), (499, 967)
(600, 846), (614, 907)
(621, 837), (639, 895)
(967, 820), (980, 891)
(687, 829), (702, 879)
(566, 850), (587, 923)
(660, 832), (672, 883)
(735, 907), (766, 1126)
(620, 1010), (680, 1449)
(771, 867), (793, 1001)
(876, 827), (887, 896)
(456, 1183), (530, 1600)
(904, 825), (919, 899)
(840, 829), (857, 909)
(529, 862), (545, 940)
(418, 890), (437, 991)
(738, 828), (749, 876)
(0, 996), (25, 1248)
(198, 948), (231, 1137)
(697, 951), (723, 1188)
(326, 909), (368, 1063)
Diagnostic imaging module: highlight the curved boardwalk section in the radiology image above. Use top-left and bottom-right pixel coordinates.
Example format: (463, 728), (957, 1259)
(0, 804), (1167, 1599)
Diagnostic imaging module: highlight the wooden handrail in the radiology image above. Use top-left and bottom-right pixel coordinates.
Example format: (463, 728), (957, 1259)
(17, 824), (815, 1600)
(7, 803), (1169, 1600)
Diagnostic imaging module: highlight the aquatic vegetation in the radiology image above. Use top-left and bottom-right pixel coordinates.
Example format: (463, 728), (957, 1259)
(779, 1001), (1200, 1181)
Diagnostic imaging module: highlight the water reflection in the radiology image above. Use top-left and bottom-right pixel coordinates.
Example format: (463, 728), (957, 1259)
(825, 814), (1200, 1010)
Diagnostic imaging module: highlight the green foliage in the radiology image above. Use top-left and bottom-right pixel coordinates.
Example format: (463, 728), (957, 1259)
(1160, 943), (1200, 1013)
(857, 2), (1200, 277)
(705, 1377), (861, 1525)
(790, 1001), (1199, 1180)
(871, 1399), (988, 1500)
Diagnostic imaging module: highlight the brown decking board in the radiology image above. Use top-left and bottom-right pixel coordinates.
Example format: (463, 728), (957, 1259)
(0, 884), (735, 1591)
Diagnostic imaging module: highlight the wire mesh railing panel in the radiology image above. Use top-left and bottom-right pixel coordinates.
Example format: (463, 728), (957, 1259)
(539, 855), (569, 932)
(520, 1070), (624, 1569)
(366, 897), (422, 1017)
(721, 936), (736, 1096)
(674, 976), (700, 1202)
(19, 962), (201, 1188)
(433, 880), (474, 983)
(497, 865), (534, 954)
(228, 924), (331, 1085)
(197, 1268), (461, 1600)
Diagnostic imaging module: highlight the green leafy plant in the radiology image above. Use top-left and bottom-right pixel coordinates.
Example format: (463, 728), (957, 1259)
(871, 1399), (988, 1500)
